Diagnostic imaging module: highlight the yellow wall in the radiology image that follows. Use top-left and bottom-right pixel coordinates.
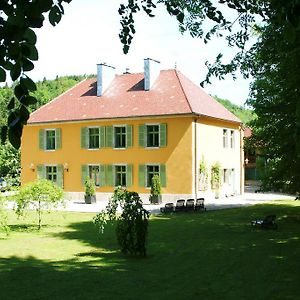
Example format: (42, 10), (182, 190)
(21, 116), (193, 194)
(196, 117), (243, 195)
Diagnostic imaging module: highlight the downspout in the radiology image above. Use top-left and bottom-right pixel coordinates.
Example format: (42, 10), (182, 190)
(194, 118), (198, 199)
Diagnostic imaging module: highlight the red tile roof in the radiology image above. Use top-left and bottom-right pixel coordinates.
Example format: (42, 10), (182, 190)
(28, 69), (241, 124)
(244, 127), (252, 138)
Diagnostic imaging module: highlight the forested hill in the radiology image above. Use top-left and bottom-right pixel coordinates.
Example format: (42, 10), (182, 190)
(213, 95), (255, 125)
(0, 76), (254, 126)
(0, 75), (86, 126)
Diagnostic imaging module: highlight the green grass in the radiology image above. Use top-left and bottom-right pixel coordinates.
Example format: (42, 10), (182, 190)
(1, 201), (300, 300)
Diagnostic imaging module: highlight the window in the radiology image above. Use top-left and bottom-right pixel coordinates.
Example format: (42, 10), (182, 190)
(139, 164), (166, 187)
(89, 165), (100, 186)
(46, 165), (57, 183)
(139, 124), (167, 148)
(115, 165), (127, 186)
(88, 127), (100, 149)
(39, 128), (61, 151)
(114, 126), (126, 148)
(230, 130), (235, 148)
(46, 130), (56, 150)
(223, 129), (228, 148)
(37, 164), (63, 187)
(146, 165), (160, 187)
(147, 125), (160, 147)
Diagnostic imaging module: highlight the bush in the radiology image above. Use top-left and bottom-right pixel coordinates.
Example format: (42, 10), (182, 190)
(94, 187), (150, 256)
(149, 175), (161, 204)
(15, 179), (64, 229)
(84, 177), (96, 196)
(0, 195), (9, 236)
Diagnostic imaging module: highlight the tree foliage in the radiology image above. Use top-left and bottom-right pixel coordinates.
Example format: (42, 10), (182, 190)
(0, 195), (9, 236)
(0, 142), (20, 187)
(213, 95), (256, 124)
(94, 187), (150, 256)
(15, 179), (64, 229)
(0, 0), (72, 148)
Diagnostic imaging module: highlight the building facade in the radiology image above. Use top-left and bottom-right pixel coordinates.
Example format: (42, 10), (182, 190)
(21, 59), (244, 201)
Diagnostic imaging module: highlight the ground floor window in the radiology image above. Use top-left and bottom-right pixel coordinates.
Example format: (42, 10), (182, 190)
(46, 165), (57, 183)
(89, 165), (100, 186)
(146, 165), (160, 187)
(115, 165), (127, 187)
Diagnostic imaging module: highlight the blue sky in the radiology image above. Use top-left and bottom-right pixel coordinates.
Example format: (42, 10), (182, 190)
(29, 0), (252, 106)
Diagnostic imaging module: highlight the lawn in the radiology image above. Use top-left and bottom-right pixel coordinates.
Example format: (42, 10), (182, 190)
(0, 201), (300, 300)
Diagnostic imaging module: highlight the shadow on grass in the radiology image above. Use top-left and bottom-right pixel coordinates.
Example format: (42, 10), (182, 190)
(0, 203), (299, 300)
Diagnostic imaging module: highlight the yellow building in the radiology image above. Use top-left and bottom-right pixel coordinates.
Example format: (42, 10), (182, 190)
(21, 59), (244, 201)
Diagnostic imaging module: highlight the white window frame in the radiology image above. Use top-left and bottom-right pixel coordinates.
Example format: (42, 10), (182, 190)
(113, 164), (128, 187)
(113, 125), (127, 149)
(88, 164), (101, 187)
(230, 130), (235, 148)
(223, 129), (228, 148)
(145, 123), (160, 149)
(45, 128), (56, 151)
(45, 164), (58, 183)
(87, 126), (101, 150)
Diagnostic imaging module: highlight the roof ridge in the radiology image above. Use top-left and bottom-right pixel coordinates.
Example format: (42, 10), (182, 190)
(174, 69), (193, 114)
(30, 78), (89, 117)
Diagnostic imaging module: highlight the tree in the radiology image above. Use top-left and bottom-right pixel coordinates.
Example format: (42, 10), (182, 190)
(0, 194), (9, 236)
(246, 8), (300, 193)
(94, 187), (150, 256)
(0, 142), (21, 187)
(0, 0), (72, 148)
(15, 179), (64, 229)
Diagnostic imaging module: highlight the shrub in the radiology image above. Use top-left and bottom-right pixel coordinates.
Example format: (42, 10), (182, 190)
(94, 187), (150, 256)
(0, 195), (9, 236)
(211, 162), (221, 190)
(15, 179), (64, 229)
(149, 175), (161, 204)
(84, 177), (96, 196)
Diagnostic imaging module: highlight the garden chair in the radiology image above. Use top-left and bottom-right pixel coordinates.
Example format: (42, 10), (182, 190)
(251, 215), (278, 229)
(185, 199), (195, 212)
(160, 202), (174, 213)
(175, 199), (185, 212)
(195, 198), (206, 211)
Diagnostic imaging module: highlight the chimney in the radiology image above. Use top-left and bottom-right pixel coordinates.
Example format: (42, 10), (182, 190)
(144, 58), (160, 91)
(97, 63), (116, 96)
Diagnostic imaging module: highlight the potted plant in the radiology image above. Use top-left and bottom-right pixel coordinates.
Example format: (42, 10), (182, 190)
(84, 177), (96, 204)
(149, 175), (162, 204)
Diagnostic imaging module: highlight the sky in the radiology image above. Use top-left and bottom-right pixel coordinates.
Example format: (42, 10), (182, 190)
(28, 0), (252, 106)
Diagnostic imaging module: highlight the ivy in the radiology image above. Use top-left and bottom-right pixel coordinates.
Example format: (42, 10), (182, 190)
(199, 157), (208, 191)
(211, 162), (221, 191)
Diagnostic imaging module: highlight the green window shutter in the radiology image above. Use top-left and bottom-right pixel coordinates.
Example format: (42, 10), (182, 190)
(55, 128), (62, 149)
(160, 123), (167, 147)
(139, 164), (145, 187)
(126, 125), (133, 148)
(99, 165), (105, 187)
(57, 164), (64, 188)
(37, 164), (45, 179)
(106, 126), (113, 148)
(100, 127), (105, 148)
(39, 129), (45, 150)
(139, 124), (146, 147)
(106, 165), (114, 186)
(81, 165), (88, 185)
(160, 164), (167, 187)
(81, 127), (88, 149)
(126, 164), (133, 187)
